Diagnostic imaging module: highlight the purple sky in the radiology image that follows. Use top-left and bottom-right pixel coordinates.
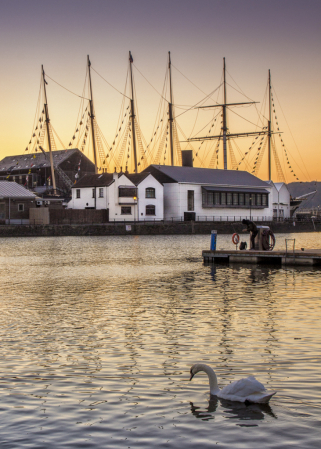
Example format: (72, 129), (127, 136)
(0, 0), (320, 180)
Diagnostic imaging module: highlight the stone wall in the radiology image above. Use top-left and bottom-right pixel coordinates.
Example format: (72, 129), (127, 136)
(49, 208), (109, 224)
(0, 220), (319, 238)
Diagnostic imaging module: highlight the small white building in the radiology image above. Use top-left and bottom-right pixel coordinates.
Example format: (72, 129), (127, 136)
(68, 171), (163, 221)
(267, 181), (291, 219)
(126, 173), (164, 221)
(142, 165), (273, 221)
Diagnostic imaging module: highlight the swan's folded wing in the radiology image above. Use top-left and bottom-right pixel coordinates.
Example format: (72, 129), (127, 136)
(220, 376), (266, 397)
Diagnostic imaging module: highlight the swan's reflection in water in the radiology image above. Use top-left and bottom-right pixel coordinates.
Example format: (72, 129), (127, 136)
(190, 396), (277, 423)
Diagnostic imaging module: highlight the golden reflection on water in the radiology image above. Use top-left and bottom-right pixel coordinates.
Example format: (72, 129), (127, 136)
(0, 233), (320, 448)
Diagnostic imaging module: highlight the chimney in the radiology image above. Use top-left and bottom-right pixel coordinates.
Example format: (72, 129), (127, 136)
(182, 150), (193, 167)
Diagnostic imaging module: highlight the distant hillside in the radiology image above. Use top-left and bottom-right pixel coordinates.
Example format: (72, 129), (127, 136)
(287, 182), (320, 209)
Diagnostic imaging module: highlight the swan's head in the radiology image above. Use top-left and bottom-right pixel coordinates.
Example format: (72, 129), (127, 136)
(190, 364), (202, 381)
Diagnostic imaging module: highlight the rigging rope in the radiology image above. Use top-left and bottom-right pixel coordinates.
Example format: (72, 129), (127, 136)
(91, 66), (131, 100)
(272, 83), (311, 182)
(133, 63), (168, 103)
(45, 73), (90, 100)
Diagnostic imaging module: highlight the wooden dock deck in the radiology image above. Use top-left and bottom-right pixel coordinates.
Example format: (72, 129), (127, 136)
(202, 249), (321, 266)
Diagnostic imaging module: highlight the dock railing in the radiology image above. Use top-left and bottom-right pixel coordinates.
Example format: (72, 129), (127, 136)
(285, 239), (296, 260)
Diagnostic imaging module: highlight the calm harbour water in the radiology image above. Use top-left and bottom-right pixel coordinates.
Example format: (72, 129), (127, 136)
(0, 232), (320, 448)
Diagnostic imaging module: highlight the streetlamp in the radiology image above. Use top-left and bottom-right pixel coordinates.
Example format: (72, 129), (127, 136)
(249, 196), (252, 221)
(133, 194), (138, 222)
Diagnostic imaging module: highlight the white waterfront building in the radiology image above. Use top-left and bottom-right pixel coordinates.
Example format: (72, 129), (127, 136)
(68, 170), (164, 221)
(142, 165), (274, 221)
(69, 165), (280, 222)
(266, 181), (291, 219)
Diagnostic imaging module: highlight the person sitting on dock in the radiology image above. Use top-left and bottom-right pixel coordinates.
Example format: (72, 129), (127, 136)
(242, 219), (258, 250)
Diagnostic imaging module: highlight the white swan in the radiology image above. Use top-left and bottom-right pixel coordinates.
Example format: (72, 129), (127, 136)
(190, 363), (276, 404)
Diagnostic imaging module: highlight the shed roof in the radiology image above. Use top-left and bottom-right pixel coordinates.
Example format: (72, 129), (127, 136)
(0, 181), (36, 198)
(73, 173), (115, 188)
(0, 149), (82, 172)
(126, 172), (163, 186)
(143, 165), (270, 188)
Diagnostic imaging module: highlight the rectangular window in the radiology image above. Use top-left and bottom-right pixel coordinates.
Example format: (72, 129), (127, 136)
(208, 192), (213, 205)
(262, 194), (267, 206)
(119, 187), (137, 197)
(76, 189), (80, 199)
(233, 193), (238, 205)
(256, 194), (262, 206)
(227, 192), (232, 205)
(145, 188), (155, 198)
(18, 204), (24, 212)
(221, 192), (226, 205)
(214, 192), (220, 205)
(245, 194), (250, 206)
(146, 205), (156, 215)
(92, 188), (96, 198)
(239, 193), (244, 205)
(187, 190), (194, 211)
(0, 203), (5, 220)
(121, 206), (131, 215)
(99, 188), (104, 198)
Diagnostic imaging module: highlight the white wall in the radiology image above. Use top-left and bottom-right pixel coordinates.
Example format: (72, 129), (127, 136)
(108, 174), (137, 221)
(270, 182), (291, 218)
(68, 173), (164, 221)
(136, 174), (164, 221)
(68, 186), (97, 209)
(163, 183), (273, 220)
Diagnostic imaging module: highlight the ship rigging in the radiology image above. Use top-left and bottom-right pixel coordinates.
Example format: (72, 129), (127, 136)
(24, 53), (309, 190)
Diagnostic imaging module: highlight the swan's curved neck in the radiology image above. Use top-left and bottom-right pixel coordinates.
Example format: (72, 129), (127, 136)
(199, 364), (220, 395)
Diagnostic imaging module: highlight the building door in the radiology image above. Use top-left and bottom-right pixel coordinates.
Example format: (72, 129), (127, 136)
(187, 190), (194, 211)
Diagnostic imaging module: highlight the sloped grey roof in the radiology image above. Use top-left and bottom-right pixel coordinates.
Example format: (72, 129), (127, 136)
(73, 173), (115, 188)
(0, 149), (79, 172)
(145, 165), (269, 188)
(126, 172), (163, 186)
(0, 181), (36, 198)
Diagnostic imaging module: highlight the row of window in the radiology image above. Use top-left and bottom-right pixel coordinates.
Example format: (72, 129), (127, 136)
(76, 187), (156, 199)
(202, 191), (269, 208)
(121, 205), (156, 215)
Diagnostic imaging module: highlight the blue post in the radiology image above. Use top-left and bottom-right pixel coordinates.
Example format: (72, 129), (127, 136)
(210, 230), (217, 250)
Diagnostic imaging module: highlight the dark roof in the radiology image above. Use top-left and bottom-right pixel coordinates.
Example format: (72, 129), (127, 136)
(73, 173), (115, 188)
(0, 149), (82, 172)
(143, 165), (269, 188)
(126, 172), (163, 186)
(141, 166), (177, 184)
(0, 181), (36, 198)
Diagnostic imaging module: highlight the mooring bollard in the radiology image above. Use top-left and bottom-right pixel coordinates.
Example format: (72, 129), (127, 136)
(210, 230), (217, 250)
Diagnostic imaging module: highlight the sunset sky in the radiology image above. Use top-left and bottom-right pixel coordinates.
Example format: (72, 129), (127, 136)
(0, 0), (320, 181)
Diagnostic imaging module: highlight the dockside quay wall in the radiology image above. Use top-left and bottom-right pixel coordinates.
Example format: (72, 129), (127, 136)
(0, 220), (319, 238)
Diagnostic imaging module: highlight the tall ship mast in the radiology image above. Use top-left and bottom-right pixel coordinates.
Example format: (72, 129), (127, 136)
(129, 51), (138, 173)
(189, 58), (267, 170)
(168, 51), (174, 166)
(42, 65), (57, 193)
(87, 55), (98, 174)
